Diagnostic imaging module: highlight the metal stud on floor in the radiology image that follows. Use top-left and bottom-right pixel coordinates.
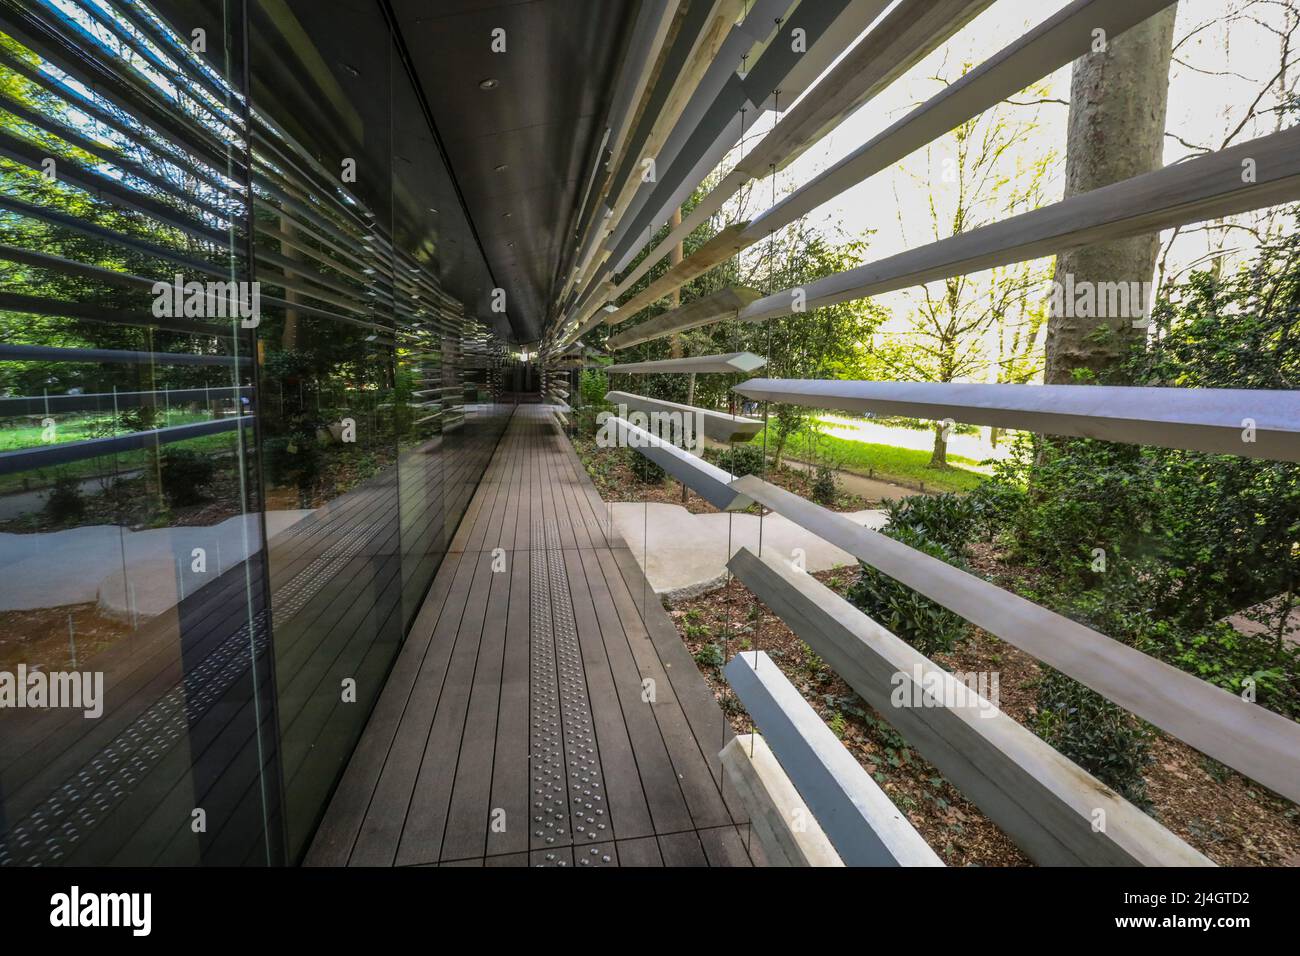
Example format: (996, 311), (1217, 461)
(526, 514), (607, 865)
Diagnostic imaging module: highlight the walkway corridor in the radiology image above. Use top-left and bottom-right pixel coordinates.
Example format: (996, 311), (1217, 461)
(306, 405), (757, 866)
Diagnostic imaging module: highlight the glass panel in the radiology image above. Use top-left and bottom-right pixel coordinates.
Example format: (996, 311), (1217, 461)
(245, 0), (402, 861)
(0, 0), (511, 866)
(0, 0), (278, 865)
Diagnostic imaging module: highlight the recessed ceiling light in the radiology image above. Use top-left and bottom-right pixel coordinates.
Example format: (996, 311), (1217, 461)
(503, 212), (512, 218)
(494, 163), (508, 172)
(479, 78), (498, 90)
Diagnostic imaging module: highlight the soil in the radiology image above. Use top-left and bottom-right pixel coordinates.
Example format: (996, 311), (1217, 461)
(0, 601), (130, 672)
(671, 564), (1300, 868)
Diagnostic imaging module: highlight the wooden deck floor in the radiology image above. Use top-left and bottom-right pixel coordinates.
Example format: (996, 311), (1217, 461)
(306, 404), (757, 867)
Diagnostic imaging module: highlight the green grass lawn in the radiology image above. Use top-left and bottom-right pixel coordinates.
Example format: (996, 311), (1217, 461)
(764, 427), (987, 494)
(0, 412), (237, 495)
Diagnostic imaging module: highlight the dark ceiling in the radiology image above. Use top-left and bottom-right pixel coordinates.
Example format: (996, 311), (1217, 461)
(156, 0), (639, 345)
(388, 0), (639, 343)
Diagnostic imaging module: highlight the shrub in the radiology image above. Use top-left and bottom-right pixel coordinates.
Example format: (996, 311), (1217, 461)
(879, 491), (978, 558)
(965, 474), (1026, 542)
(43, 475), (85, 523)
(578, 369), (609, 407)
(628, 449), (665, 484)
(712, 442), (765, 477)
(1033, 668), (1153, 809)
(847, 525), (968, 654)
(693, 643), (725, 668)
(811, 464), (838, 506)
(160, 448), (217, 506)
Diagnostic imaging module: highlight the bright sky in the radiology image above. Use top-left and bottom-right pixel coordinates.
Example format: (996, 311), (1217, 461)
(710, 0), (1297, 367)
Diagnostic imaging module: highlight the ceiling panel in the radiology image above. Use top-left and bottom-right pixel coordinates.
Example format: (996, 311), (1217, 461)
(390, 0), (639, 342)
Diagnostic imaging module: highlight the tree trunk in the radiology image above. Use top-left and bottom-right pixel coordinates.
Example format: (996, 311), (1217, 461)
(1043, 8), (1177, 385)
(929, 422), (948, 468)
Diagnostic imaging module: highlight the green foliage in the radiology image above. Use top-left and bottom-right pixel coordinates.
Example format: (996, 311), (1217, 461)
(768, 425), (987, 492)
(965, 475), (1026, 542)
(811, 464), (838, 506)
(263, 433), (321, 494)
(694, 643), (725, 668)
(1034, 669), (1153, 809)
(43, 475), (85, 524)
(575, 369), (613, 436)
(628, 449), (665, 484)
(709, 442), (765, 477)
(847, 524), (968, 655)
(769, 404), (808, 466)
(578, 369), (609, 407)
(159, 448), (217, 506)
(977, 221), (1300, 721)
(879, 492), (978, 557)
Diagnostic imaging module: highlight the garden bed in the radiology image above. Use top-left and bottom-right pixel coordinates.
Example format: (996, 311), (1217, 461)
(672, 562), (1300, 868)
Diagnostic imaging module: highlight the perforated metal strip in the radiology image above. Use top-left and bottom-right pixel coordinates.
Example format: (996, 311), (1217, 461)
(527, 514), (611, 867)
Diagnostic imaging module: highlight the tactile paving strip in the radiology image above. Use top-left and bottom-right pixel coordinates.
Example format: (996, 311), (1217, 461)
(0, 521), (385, 866)
(527, 515), (612, 867)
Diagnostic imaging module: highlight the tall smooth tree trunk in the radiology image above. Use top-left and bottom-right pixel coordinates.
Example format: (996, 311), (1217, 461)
(1043, 8), (1177, 385)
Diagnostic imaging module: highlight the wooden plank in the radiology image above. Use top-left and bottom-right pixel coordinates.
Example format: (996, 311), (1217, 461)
(439, 549), (512, 862)
(615, 835), (664, 866)
(727, 546), (1213, 866)
(696, 825), (754, 867)
(485, 551), (531, 858)
(656, 829), (708, 866)
(562, 549), (657, 840)
(390, 549), (496, 866)
(616, 837), (665, 868)
(580, 548), (732, 830)
(345, 555), (478, 865)
(603, 545), (738, 801)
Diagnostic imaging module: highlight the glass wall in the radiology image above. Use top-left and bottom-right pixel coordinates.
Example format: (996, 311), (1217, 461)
(0, 0), (509, 865)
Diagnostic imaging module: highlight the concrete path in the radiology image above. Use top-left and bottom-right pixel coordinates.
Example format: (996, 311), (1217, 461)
(0, 510), (312, 618)
(780, 458), (926, 500)
(611, 501), (887, 602)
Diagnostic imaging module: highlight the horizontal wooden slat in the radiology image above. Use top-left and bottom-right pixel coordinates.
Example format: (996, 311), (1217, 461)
(719, 734), (843, 867)
(604, 223), (753, 327)
(605, 390), (762, 443)
(744, 0), (1180, 240)
(730, 379), (1300, 462)
(605, 415), (752, 511)
(607, 286), (762, 350)
(730, 475), (1300, 804)
(725, 651), (942, 866)
(738, 126), (1300, 325)
(728, 547), (1213, 866)
(605, 351), (766, 375)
